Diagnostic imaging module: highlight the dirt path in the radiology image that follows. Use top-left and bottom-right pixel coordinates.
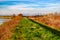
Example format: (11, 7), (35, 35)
(0, 15), (22, 40)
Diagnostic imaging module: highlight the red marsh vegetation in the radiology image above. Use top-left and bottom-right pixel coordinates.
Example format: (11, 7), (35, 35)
(28, 14), (60, 29)
(0, 14), (22, 40)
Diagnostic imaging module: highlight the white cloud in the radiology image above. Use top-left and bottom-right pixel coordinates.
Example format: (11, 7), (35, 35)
(7, 4), (39, 9)
(0, 2), (60, 16)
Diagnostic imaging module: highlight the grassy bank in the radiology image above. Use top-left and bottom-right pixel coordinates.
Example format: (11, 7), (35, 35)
(12, 17), (60, 40)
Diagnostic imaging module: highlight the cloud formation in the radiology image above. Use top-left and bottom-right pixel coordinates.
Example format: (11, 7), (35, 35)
(0, 0), (60, 16)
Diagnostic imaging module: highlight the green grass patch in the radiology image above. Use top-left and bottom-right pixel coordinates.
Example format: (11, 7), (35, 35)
(11, 17), (60, 40)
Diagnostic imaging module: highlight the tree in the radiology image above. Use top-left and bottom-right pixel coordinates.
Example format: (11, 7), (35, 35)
(12, 14), (16, 18)
(18, 13), (23, 16)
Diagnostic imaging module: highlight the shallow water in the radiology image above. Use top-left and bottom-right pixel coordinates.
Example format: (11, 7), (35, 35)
(0, 19), (11, 25)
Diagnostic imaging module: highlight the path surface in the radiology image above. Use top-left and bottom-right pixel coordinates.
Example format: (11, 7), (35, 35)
(0, 15), (22, 40)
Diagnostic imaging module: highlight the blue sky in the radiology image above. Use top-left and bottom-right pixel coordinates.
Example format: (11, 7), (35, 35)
(0, 0), (60, 16)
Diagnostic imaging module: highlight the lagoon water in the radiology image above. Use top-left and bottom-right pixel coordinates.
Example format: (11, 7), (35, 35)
(0, 19), (11, 25)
